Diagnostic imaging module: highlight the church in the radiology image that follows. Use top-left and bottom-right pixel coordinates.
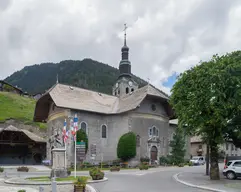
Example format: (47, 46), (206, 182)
(33, 30), (184, 165)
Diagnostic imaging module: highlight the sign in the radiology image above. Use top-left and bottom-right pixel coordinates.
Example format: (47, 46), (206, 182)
(90, 144), (97, 156)
(76, 141), (86, 160)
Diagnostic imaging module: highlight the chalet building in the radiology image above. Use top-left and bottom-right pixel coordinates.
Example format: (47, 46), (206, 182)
(33, 93), (42, 100)
(0, 80), (23, 95)
(0, 125), (46, 165)
(190, 136), (241, 157)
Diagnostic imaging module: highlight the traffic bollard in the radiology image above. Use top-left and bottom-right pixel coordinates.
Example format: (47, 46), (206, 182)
(51, 177), (57, 192)
(39, 186), (44, 192)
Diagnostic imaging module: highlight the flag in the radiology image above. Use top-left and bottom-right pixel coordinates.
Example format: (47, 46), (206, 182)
(62, 119), (67, 137)
(64, 129), (69, 143)
(73, 114), (78, 136)
(70, 119), (75, 136)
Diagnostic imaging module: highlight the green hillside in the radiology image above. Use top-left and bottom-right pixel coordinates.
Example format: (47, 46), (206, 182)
(0, 92), (46, 129)
(4, 59), (147, 95)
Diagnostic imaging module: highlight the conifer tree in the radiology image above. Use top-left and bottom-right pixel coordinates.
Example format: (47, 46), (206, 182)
(169, 127), (186, 165)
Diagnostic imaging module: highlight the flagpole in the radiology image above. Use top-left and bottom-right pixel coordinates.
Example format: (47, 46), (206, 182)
(74, 134), (77, 178)
(65, 142), (67, 169)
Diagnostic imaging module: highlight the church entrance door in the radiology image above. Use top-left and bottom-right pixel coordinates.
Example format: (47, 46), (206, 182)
(150, 146), (158, 162)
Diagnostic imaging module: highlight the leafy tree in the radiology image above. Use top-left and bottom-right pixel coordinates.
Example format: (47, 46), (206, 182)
(169, 127), (186, 165)
(117, 132), (136, 161)
(76, 129), (88, 154)
(170, 51), (241, 180)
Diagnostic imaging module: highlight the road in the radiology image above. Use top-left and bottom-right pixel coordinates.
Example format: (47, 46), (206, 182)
(90, 167), (209, 192)
(2, 165), (214, 192)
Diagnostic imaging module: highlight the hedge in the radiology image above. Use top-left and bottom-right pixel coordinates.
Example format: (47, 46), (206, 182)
(117, 132), (136, 161)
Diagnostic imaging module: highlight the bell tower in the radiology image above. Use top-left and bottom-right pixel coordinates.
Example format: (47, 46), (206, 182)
(112, 24), (138, 97)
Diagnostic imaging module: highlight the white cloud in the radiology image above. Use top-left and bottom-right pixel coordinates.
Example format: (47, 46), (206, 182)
(1, 0), (241, 95)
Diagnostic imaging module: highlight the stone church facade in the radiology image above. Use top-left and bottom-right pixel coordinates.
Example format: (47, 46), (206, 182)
(34, 33), (186, 165)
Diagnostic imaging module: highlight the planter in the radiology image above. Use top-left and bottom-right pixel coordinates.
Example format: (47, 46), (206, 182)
(91, 174), (104, 180)
(110, 167), (120, 172)
(74, 185), (85, 192)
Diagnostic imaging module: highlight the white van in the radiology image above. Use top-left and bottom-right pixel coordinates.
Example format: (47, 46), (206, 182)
(190, 156), (205, 165)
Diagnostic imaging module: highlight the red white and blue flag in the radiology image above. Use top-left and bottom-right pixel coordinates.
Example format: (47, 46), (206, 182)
(62, 119), (67, 136)
(73, 114), (78, 141)
(70, 119), (74, 136)
(64, 129), (70, 143)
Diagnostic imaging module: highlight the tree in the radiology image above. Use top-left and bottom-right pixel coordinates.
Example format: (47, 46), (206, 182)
(117, 132), (136, 161)
(170, 51), (241, 180)
(169, 127), (186, 165)
(76, 129), (88, 154)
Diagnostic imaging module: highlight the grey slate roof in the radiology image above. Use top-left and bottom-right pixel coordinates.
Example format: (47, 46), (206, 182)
(0, 125), (46, 143)
(46, 83), (169, 114)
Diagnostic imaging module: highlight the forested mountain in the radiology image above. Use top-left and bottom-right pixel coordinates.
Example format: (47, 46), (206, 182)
(4, 59), (147, 95)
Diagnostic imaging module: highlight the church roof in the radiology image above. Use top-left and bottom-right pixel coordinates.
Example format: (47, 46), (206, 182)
(34, 83), (171, 122)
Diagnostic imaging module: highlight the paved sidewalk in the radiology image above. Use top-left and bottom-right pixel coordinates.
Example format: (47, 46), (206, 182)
(176, 172), (241, 192)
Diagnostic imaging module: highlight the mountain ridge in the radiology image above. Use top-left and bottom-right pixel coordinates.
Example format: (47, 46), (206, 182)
(4, 58), (148, 95)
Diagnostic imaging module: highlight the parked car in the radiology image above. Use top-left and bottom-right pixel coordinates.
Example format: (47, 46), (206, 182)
(223, 160), (241, 180)
(190, 156), (205, 165)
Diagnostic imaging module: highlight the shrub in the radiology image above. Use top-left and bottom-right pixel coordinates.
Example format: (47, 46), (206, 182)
(159, 156), (169, 165)
(18, 190), (26, 192)
(188, 162), (193, 166)
(89, 167), (104, 180)
(110, 166), (120, 172)
(74, 176), (88, 187)
(112, 159), (121, 166)
(140, 156), (150, 163)
(67, 168), (71, 176)
(178, 163), (184, 167)
(0, 167), (4, 172)
(117, 132), (136, 161)
(17, 166), (29, 172)
(139, 163), (149, 170)
(76, 129), (88, 153)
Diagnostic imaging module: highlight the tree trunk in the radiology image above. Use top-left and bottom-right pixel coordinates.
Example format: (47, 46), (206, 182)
(206, 145), (210, 175)
(210, 143), (220, 180)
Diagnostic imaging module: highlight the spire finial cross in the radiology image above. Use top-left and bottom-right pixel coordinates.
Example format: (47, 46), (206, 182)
(123, 23), (128, 46)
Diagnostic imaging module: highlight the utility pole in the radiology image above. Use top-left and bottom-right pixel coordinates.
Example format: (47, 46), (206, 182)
(206, 144), (210, 175)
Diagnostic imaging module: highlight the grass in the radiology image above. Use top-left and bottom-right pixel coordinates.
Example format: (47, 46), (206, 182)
(0, 92), (46, 129)
(28, 176), (90, 182)
(225, 183), (241, 189)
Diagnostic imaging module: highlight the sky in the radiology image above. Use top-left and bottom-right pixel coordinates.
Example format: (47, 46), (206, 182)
(1, 0), (241, 94)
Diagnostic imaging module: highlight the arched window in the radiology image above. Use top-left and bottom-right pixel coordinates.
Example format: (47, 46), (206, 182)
(101, 125), (107, 138)
(126, 87), (129, 94)
(80, 122), (87, 134)
(153, 127), (156, 136)
(148, 126), (159, 137)
(136, 135), (140, 147)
